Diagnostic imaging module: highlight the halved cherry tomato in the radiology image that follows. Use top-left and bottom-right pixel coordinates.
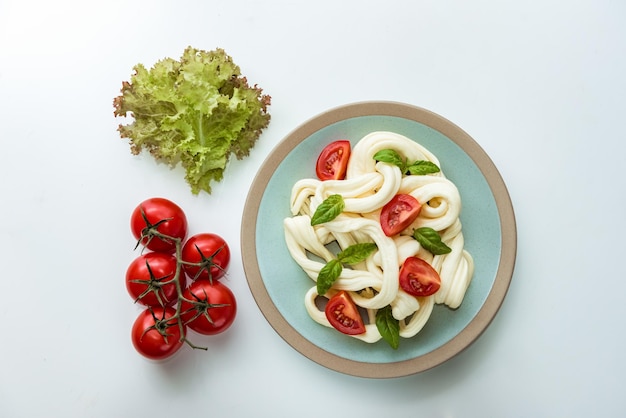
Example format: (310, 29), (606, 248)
(325, 291), (366, 335)
(399, 256), (441, 297)
(379, 194), (422, 236)
(315, 140), (351, 180)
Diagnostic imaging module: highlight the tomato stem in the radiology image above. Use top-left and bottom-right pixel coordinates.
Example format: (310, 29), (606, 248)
(140, 229), (210, 351)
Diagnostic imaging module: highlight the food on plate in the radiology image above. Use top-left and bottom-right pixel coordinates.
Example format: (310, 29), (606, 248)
(126, 198), (237, 360)
(325, 291), (366, 335)
(379, 194), (422, 237)
(113, 46), (271, 195)
(399, 256), (441, 297)
(283, 131), (474, 348)
(315, 140), (351, 180)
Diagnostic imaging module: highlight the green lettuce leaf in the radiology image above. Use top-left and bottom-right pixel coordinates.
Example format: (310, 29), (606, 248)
(113, 46), (271, 194)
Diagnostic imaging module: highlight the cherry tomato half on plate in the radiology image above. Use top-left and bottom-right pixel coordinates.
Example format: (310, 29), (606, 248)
(125, 252), (180, 307)
(181, 233), (231, 282)
(130, 197), (188, 253)
(131, 306), (185, 360)
(315, 140), (351, 181)
(325, 291), (366, 335)
(399, 256), (442, 297)
(379, 194), (422, 237)
(180, 279), (237, 335)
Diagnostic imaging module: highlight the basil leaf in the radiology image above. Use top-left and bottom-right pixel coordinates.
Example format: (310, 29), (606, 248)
(316, 259), (343, 295)
(316, 243), (377, 295)
(373, 149), (405, 171)
(311, 194), (345, 226)
(374, 150), (441, 177)
(337, 243), (377, 264)
(406, 160), (441, 176)
(412, 227), (452, 255)
(376, 305), (400, 349)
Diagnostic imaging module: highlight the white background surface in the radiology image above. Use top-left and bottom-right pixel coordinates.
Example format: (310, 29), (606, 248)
(1, 0), (624, 416)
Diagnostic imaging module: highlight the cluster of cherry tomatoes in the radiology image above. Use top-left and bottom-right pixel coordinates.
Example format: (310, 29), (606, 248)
(125, 197), (236, 360)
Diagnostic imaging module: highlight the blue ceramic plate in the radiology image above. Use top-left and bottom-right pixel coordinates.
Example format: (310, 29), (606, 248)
(241, 101), (516, 378)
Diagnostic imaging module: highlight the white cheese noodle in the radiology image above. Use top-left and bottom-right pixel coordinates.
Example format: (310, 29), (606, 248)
(290, 178), (320, 217)
(399, 296), (435, 337)
(284, 131), (474, 345)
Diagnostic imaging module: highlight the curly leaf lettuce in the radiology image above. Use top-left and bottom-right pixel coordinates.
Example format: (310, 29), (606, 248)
(113, 47), (271, 194)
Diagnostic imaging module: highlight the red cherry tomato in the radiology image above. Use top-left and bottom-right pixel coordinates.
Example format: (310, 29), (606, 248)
(125, 252), (180, 307)
(315, 140), (351, 181)
(399, 256), (441, 297)
(379, 194), (422, 237)
(181, 233), (230, 282)
(131, 306), (185, 360)
(180, 279), (237, 335)
(325, 291), (366, 335)
(130, 198), (188, 253)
